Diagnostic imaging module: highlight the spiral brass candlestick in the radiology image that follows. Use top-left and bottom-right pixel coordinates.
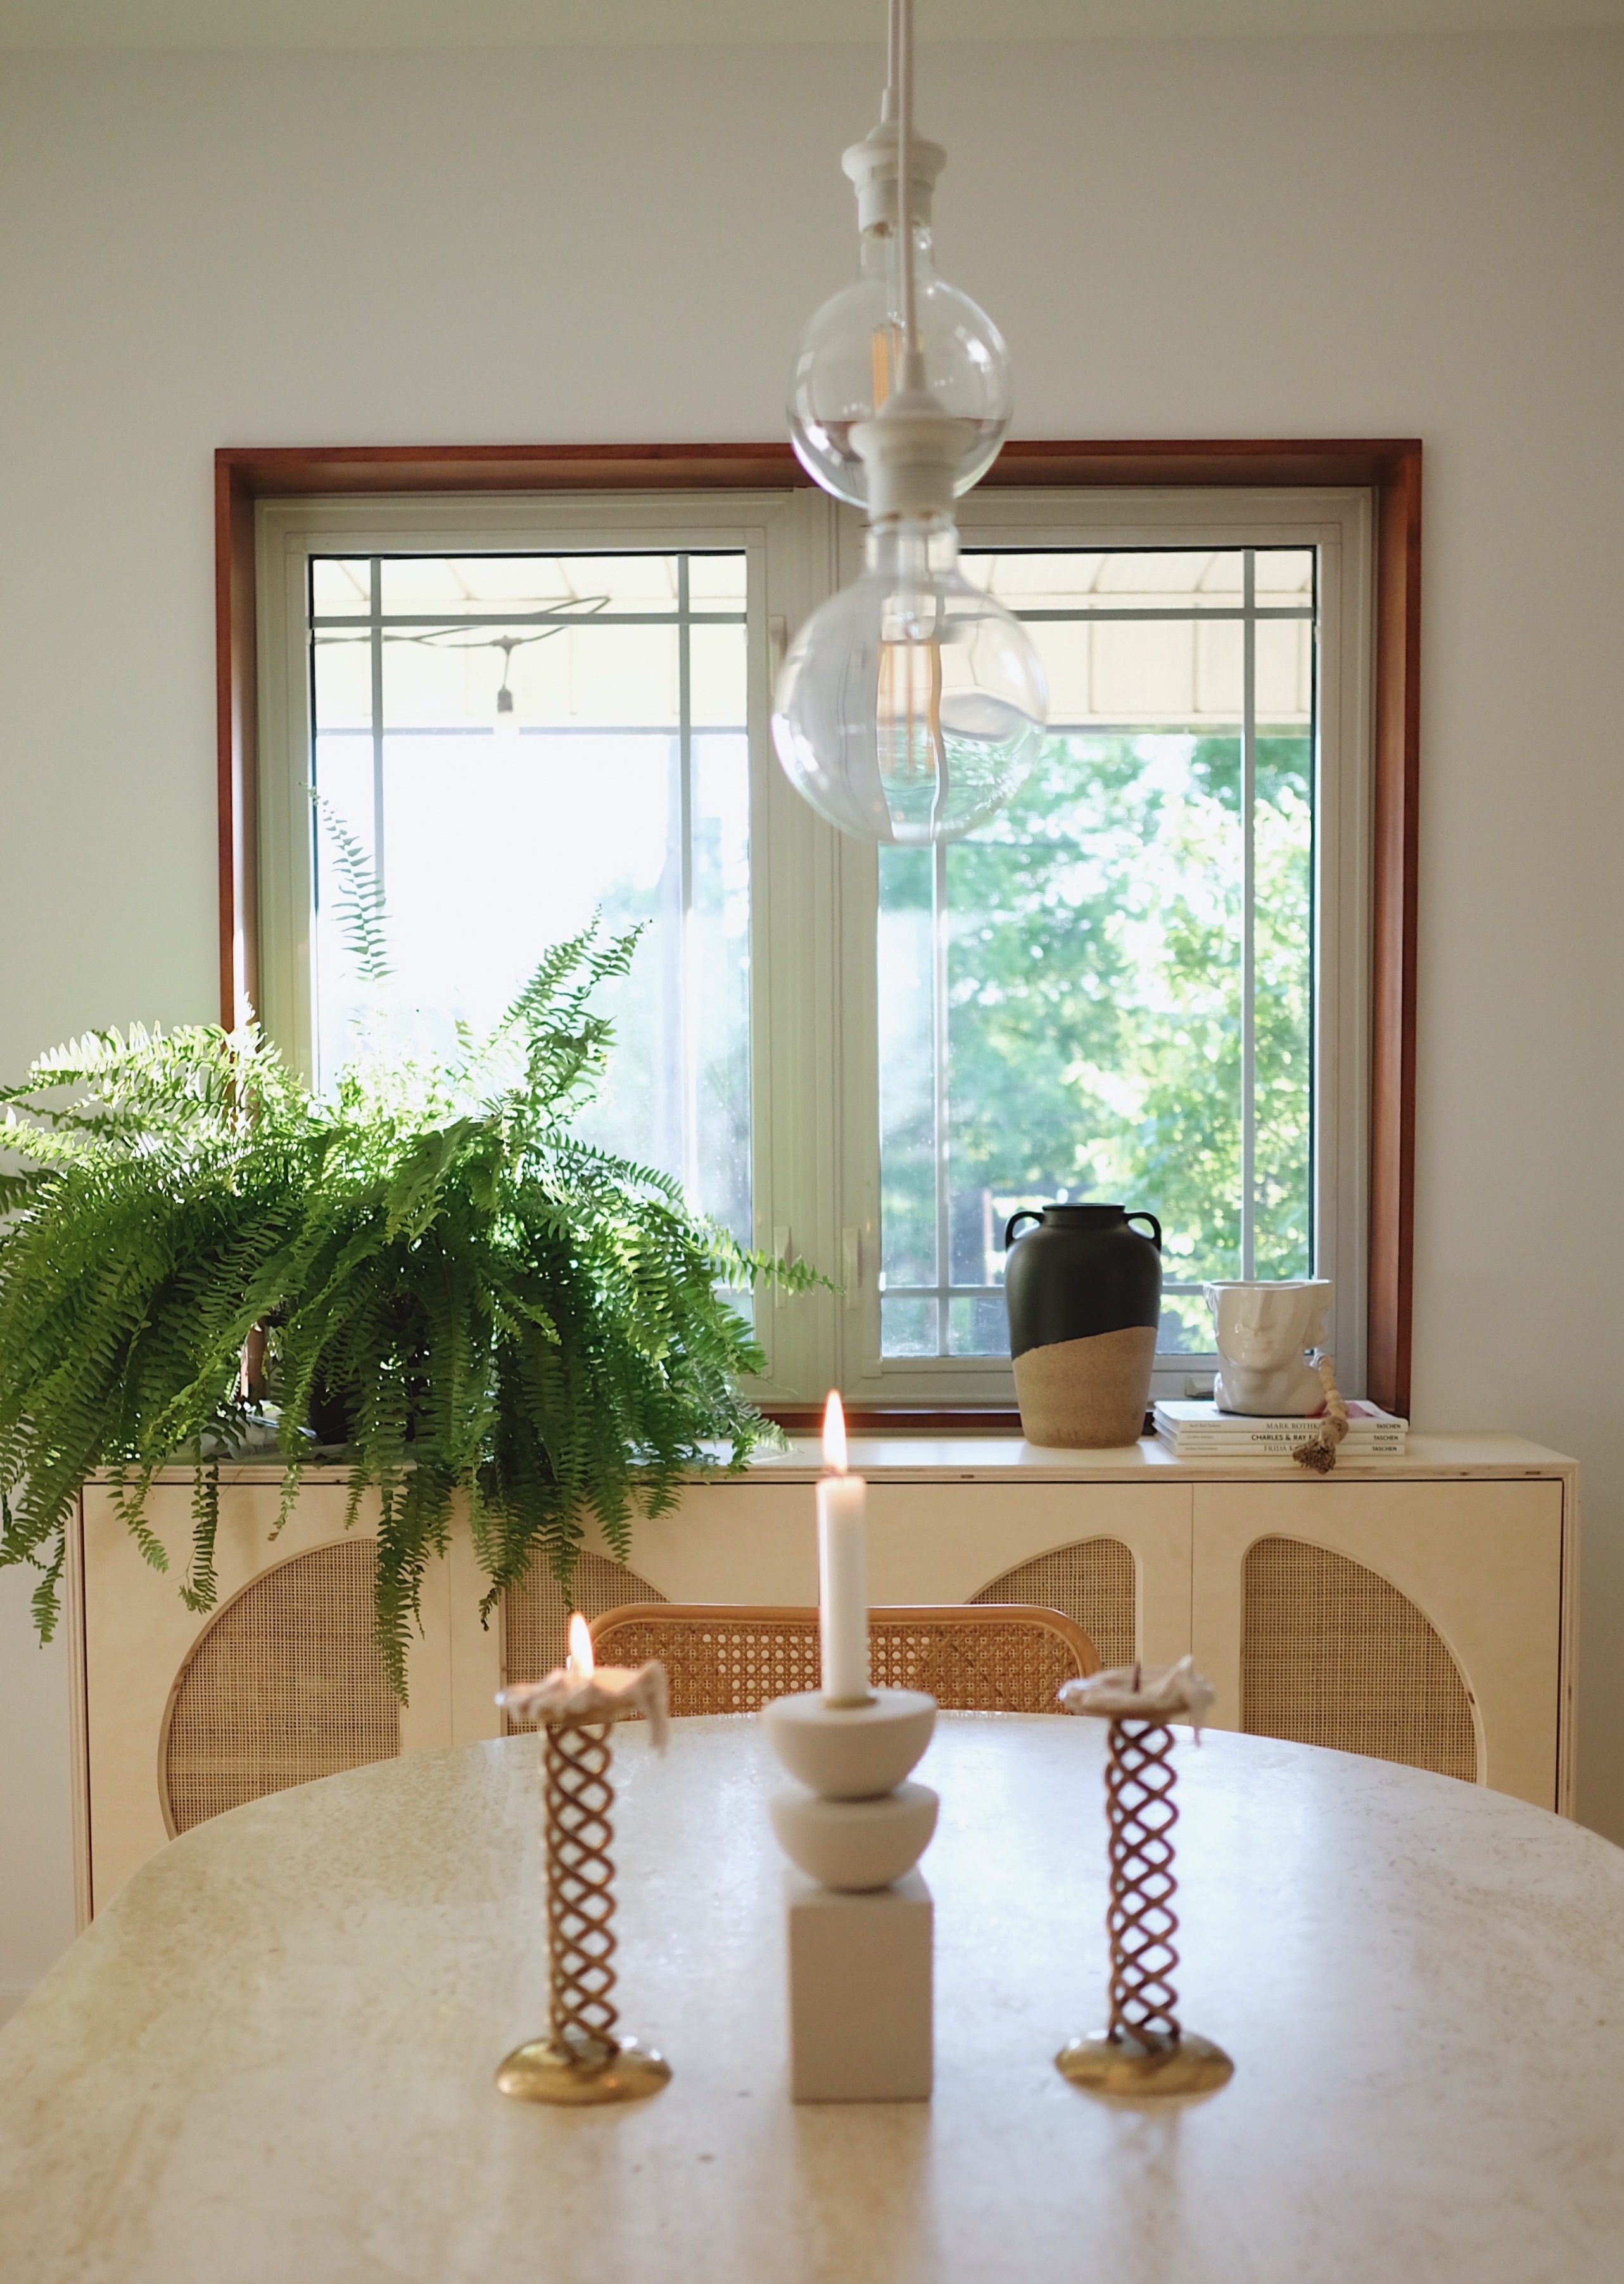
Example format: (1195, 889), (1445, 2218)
(1056, 1692), (1233, 2101)
(495, 1717), (671, 2107)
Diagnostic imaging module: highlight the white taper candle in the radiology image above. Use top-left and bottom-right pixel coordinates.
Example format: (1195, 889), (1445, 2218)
(817, 1390), (872, 1704)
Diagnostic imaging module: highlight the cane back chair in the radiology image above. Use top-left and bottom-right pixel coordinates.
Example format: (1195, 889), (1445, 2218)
(588, 1603), (1101, 1718)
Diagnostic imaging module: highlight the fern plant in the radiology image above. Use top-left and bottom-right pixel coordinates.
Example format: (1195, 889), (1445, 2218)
(0, 922), (816, 1690)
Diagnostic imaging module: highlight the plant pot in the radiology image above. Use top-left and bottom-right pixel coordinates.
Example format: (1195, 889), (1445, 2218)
(1003, 1203), (1162, 1448)
(305, 1374), (352, 1451)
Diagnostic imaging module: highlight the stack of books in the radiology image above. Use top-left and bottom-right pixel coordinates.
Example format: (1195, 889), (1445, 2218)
(1152, 1397), (1409, 1458)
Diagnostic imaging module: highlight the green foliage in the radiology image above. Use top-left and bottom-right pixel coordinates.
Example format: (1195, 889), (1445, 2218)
(0, 928), (816, 1692)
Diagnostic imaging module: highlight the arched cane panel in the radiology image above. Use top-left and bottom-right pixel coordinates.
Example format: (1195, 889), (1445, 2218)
(162, 1539), (400, 1835)
(970, 1538), (1136, 1671)
(1242, 1536), (1479, 1782)
(501, 1549), (668, 1730)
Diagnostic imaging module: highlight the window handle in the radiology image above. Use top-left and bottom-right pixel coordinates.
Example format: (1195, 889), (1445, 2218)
(842, 1226), (860, 1310)
(769, 615), (788, 681)
(774, 1224), (792, 1310)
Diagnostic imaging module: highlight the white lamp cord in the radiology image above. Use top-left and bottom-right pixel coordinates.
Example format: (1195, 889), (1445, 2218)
(897, 0), (923, 381)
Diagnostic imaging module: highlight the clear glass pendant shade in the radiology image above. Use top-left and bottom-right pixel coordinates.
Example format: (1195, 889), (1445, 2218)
(789, 224), (1012, 507)
(771, 518), (1047, 845)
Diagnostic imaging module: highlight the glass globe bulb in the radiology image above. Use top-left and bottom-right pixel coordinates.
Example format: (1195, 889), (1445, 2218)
(789, 223), (1012, 508)
(772, 518), (1047, 846)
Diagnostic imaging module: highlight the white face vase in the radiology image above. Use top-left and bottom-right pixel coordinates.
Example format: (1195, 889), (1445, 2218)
(1203, 1281), (1333, 1416)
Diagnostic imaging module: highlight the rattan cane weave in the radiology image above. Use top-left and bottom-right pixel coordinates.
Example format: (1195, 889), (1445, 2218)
(1242, 1535), (1479, 1782)
(589, 1604), (1100, 1716)
(162, 1539), (400, 1835)
(502, 1552), (666, 1733)
(972, 1538), (1136, 1670)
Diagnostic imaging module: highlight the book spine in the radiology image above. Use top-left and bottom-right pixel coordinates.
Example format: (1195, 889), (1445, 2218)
(1160, 1426), (1405, 1439)
(1160, 1434), (1407, 1453)
(1155, 1414), (1408, 1434)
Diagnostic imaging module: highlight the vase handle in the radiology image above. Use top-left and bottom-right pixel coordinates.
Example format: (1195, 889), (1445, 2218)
(1126, 1211), (1163, 1252)
(1003, 1209), (1044, 1252)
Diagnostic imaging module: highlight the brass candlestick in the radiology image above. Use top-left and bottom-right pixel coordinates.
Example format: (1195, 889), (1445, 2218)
(496, 1661), (671, 2107)
(1056, 1661), (1233, 2100)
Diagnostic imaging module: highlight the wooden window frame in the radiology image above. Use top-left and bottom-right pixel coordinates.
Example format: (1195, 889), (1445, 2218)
(216, 437), (1421, 1417)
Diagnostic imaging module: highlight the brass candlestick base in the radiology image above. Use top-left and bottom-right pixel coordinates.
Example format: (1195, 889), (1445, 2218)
(497, 2030), (672, 2107)
(496, 1715), (671, 2108)
(1056, 2029), (1233, 2100)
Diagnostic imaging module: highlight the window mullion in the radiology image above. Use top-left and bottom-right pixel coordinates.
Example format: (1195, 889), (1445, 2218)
(369, 558), (386, 904)
(932, 835), (951, 1356)
(677, 555), (699, 1206)
(1241, 546), (1257, 1283)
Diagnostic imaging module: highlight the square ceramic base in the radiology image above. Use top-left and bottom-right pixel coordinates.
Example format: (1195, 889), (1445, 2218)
(785, 1867), (932, 2102)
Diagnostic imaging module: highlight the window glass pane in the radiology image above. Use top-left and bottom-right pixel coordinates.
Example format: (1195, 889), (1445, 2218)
(1254, 728), (1314, 1279)
(880, 1296), (936, 1358)
(310, 627), (372, 730)
(376, 553), (676, 616)
(310, 558), (372, 616)
(878, 845), (937, 1295)
(1255, 616), (1314, 721)
(880, 545), (1316, 1361)
(309, 551), (751, 1252)
(1255, 548), (1315, 605)
(687, 553), (751, 609)
(978, 549), (1249, 609)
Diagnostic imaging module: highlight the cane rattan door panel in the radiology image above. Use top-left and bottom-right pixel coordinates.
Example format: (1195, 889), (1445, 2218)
(1241, 1536), (1479, 1782)
(501, 1549), (666, 1729)
(970, 1538), (1136, 1670)
(1191, 1479), (1563, 1806)
(161, 1538), (400, 1835)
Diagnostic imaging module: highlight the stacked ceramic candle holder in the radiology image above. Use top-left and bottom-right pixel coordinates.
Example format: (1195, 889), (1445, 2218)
(762, 1687), (938, 2102)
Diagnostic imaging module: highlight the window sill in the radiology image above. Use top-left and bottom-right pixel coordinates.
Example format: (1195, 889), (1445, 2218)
(739, 1431), (1571, 1481)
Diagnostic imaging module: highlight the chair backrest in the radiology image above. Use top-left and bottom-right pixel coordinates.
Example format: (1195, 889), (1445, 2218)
(588, 1603), (1100, 1718)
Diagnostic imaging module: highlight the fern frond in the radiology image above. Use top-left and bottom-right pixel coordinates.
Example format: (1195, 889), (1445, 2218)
(312, 793), (390, 988)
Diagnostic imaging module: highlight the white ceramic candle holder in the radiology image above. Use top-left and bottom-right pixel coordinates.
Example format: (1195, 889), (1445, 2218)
(762, 1687), (938, 2103)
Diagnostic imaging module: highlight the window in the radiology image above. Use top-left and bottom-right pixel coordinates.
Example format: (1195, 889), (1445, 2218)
(250, 459), (1396, 1417)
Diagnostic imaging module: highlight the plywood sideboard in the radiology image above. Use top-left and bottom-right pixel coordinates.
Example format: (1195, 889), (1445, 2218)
(70, 1433), (1577, 1920)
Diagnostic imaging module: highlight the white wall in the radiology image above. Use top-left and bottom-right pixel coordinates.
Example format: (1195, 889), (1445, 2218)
(1, 31), (1621, 1993)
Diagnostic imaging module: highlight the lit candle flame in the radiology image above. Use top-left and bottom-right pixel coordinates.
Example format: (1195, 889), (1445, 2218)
(567, 1612), (595, 1679)
(822, 1388), (848, 1475)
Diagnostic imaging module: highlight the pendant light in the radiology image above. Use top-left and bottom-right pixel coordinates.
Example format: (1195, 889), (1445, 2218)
(787, 90), (1012, 504)
(772, 0), (1046, 847)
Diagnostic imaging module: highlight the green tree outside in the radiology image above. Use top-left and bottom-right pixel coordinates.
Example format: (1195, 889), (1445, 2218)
(879, 729), (1312, 1355)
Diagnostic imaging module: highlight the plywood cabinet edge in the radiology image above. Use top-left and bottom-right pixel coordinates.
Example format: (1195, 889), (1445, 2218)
(1558, 1465), (1580, 1819)
(65, 1495), (93, 1933)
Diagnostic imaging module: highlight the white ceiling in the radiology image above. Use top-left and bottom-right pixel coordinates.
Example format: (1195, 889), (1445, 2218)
(0, 0), (1620, 48)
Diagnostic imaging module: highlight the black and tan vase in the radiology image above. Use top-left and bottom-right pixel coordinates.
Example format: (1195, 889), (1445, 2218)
(1003, 1204), (1162, 1448)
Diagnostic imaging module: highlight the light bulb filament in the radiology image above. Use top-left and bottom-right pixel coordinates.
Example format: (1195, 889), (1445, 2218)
(870, 318), (903, 412)
(879, 637), (944, 790)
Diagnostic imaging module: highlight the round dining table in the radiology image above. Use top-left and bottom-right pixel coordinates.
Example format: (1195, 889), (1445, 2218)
(3, 1713), (1623, 2282)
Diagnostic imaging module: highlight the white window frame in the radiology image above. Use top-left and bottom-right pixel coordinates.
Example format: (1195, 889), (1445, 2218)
(257, 483), (1374, 1413)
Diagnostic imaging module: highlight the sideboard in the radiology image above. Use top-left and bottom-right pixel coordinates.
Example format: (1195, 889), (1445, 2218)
(69, 1432), (1577, 1921)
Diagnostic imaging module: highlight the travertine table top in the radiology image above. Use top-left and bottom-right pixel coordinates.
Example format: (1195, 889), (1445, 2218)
(3, 1716), (1622, 2283)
